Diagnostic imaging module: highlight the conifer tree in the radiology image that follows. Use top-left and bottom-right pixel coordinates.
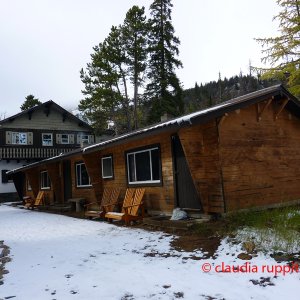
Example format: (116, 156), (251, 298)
(146, 0), (183, 123)
(79, 6), (149, 134)
(79, 37), (126, 135)
(20, 95), (41, 111)
(122, 6), (148, 129)
(256, 0), (300, 96)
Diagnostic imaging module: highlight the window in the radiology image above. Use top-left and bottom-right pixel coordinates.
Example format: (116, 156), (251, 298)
(40, 171), (51, 189)
(77, 134), (94, 145)
(81, 134), (90, 144)
(1, 170), (12, 184)
(76, 162), (91, 187)
(42, 133), (53, 146)
(61, 134), (69, 144)
(126, 146), (161, 185)
(101, 156), (113, 179)
(12, 132), (27, 145)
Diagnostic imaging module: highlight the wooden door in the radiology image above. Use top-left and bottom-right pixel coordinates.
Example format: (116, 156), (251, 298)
(63, 160), (72, 202)
(172, 135), (201, 209)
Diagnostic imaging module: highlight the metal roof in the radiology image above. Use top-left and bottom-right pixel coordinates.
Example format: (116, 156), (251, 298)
(8, 84), (299, 174)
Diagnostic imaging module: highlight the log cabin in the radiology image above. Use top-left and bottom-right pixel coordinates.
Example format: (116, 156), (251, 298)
(0, 101), (94, 202)
(8, 85), (300, 215)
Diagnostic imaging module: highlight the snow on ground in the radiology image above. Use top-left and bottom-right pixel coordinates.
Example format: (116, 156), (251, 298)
(0, 204), (299, 300)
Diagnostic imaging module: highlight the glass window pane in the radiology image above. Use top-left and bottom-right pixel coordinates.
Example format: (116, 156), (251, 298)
(128, 154), (135, 182)
(80, 164), (90, 186)
(42, 134), (52, 146)
(76, 164), (81, 186)
(41, 171), (50, 189)
(102, 157), (113, 178)
(61, 134), (69, 144)
(135, 151), (151, 181)
(151, 149), (160, 180)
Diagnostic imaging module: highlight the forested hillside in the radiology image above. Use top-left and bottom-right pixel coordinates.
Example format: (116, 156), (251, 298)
(183, 74), (280, 113)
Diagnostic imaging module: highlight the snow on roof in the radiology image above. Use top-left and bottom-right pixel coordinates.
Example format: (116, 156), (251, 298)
(9, 84), (294, 174)
(83, 84), (286, 153)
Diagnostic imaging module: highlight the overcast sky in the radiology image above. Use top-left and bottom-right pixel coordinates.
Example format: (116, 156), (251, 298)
(0, 0), (279, 117)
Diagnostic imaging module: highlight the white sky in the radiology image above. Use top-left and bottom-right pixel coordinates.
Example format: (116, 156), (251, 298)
(0, 0), (279, 117)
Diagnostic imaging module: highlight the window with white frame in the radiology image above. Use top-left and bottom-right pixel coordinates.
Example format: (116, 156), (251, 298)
(76, 162), (91, 187)
(12, 132), (27, 145)
(61, 134), (70, 144)
(81, 134), (90, 144)
(126, 146), (161, 185)
(101, 156), (113, 179)
(42, 133), (53, 146)
(40, 171), (51, 189)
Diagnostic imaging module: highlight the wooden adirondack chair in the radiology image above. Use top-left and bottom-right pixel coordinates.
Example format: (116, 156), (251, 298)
(24, 191), (45, 209)
(84, 187), (120, 219)
(105, 188), (145, 225)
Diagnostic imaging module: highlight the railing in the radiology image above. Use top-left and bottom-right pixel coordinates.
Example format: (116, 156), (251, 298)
(0, 147), (77, 160)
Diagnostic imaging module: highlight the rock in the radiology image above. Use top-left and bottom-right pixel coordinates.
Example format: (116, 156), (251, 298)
(237, 252), (252, 260)
(242, 241), (255, 253)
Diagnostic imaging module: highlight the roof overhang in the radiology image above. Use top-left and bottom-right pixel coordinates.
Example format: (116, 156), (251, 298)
(8, 85), (299, 175)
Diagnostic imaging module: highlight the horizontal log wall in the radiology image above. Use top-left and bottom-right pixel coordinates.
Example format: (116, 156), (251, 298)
(179, 121), (224, 213)
(25, 166), (54, 204)
(46, 162), (61, 204)
(82, 132), (176, 214)
(219, 99), (300, 211)
(69, 154), (97, 203)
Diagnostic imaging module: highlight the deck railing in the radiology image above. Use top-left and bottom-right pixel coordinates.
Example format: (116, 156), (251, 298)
(0, 147), (76, 160)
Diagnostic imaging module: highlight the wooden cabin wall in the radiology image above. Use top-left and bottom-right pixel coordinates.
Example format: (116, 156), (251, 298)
(82, 152), (102, 201)
(69, 154), (97, 203)
(46, 162), (62, 204)
(24, 170), (37, 199)
(219, 99), (300, 211)
(83, 132), (175, 214)
(178, 121), (224, 214)
(25, 166), (54, 204)
(26, 168), (40, 198)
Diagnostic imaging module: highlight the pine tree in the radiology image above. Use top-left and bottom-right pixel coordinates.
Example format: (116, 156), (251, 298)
(122, 6), (148, 129)
(79, 6), (150, 134)
(256, 0), (300, 96)
(20, 95), (42, 111)
(146, 0), (183, 123)
(79, 38), (126, 135)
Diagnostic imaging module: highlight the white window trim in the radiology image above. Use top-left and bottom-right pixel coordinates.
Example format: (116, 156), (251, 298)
(42, 133), (53, 146)
(40, 171), (51, 190)
(61, 134), (70, 144)
(81, 134), (90, 144)
(126, 147), (161, 185)
(101, 156), (113, 179)
(76, 162), (91, 187)
(11, 132), (27, 145)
